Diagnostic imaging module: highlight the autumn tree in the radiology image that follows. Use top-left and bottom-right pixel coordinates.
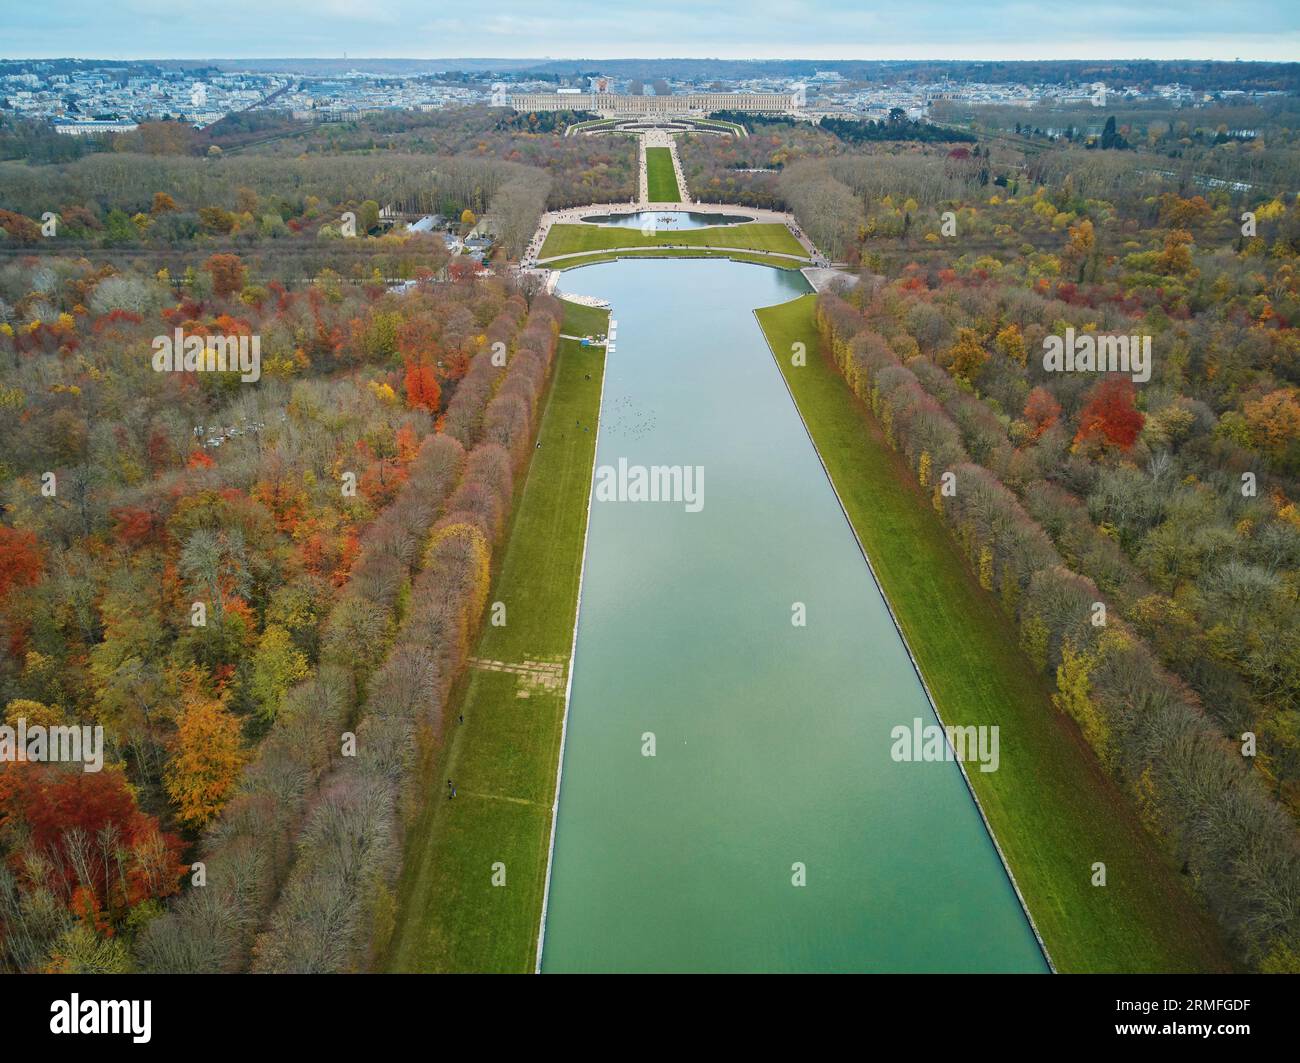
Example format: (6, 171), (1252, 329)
(1156, 229), (1194, 275)
(1024, 387), (1062, 440)
(247, 625), (309, 719)
(994, 323), (1027, 367)
(0, 210), (42, 245)
(1064, 218), (1098, 280)
(1161, 194), (1212, 228)
(43, 925), (132, 974)
(0, 527), (43, 600)
(945, 327), (989, 384)
(403, 361), (442, 413)
(198, 206), (237, 235)
(164, 691), (247, 829)
(1074, 378), (1145, 451)
(448, 257), (479, 282)
(0, 765), (185, 914)
(1243, 388), (1300, 459)
(179, 527), (252, 627)
(127, 121), (196, 155)
(205, 254), (246, 300)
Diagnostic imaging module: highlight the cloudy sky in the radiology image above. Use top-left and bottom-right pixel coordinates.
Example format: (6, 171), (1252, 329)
(4, 0), (1298, 61)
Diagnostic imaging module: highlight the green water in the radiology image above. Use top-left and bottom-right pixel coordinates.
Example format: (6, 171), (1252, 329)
(542, 259), (1047, 973)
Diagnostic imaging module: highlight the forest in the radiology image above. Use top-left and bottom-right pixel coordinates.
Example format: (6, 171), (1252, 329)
(0, 204), (565, 968)
(806, 136), (1300, 968)
(0, 151), (552, 261)
(246, 107), (637, 210)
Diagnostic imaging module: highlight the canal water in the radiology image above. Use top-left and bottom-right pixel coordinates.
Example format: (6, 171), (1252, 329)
(543, 259), (1047, 973)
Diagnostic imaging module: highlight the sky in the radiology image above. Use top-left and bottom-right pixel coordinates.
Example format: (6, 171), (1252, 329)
(2, 0), (1298, 62)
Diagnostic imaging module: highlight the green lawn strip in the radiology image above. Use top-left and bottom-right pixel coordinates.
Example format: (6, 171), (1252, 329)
(552, 248), (803, 271)
(691, 119), (744, 135)
(556, 299), (610, 338)
(540, 221), (807, 259)
(645, 146), (681, 201)
(569, 119), (617, 134)
(383, 306), (608, 973)
(755, 293), (1232, 974)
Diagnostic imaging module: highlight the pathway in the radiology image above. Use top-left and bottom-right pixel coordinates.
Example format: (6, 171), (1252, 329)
(640, 128), (692, 204)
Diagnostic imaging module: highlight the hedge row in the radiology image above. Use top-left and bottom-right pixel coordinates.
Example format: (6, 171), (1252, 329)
(245, 299), (562, 971)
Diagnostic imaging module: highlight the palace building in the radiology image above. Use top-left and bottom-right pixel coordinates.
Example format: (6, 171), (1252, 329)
(507, 91), (799, 115)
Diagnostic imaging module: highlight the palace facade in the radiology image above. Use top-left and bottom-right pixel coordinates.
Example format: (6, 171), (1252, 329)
(508, 91), (798, 115)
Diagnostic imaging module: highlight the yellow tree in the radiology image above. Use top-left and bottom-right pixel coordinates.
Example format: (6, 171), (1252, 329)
(995, 323), (1027, 367)
(1064, 218), (1097, 280)
(1053, 639), (1111, 762)
(1244, 388), (1300, 457)
(1156, 229), (1194, 275)
(946, 327), (989, 384)
(1066, 218), (1095, 259)
(248, 625), (309, 720)
(165, 692), (247, 830)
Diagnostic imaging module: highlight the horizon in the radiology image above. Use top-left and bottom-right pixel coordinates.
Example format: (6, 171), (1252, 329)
(4, 0), (1298, 64)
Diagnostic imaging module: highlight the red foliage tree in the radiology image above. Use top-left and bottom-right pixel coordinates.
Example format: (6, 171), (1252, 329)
(1074, 378), (1145, 450)
(396, 314), (440, 364)
(1023, 386), (1063, 441)
(359, 458), (408, 508)
(0, 210), (42, 245)
(403, 361), (442, 413)
(448, 258), (479, 282)
(0, 526), (43, 600)
(110, 506), (163, 548)
(205, 253), (246, 299)
(0, 765), (186, 915)
(396, 424), (421, 463)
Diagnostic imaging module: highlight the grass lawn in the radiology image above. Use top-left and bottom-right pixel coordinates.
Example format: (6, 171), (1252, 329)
(382, 302), (608, 973)
(755, 293), (1232, 974)
(553, 248), (804, 271)
(556, 299), (610, 338)
(568, 119), (618, 134)
(691, 119), (745, 135)
(540, 221), (807, 260)
(645, 146), (681, 201)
